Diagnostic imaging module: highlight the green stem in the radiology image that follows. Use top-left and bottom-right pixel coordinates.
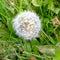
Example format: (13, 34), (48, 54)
(19, 0), (23, 12)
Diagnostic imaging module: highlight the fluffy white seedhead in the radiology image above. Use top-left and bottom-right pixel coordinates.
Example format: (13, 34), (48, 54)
(12, 11), (41, 40)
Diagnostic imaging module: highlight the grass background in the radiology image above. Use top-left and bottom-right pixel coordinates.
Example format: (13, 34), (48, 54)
(0, 0), (60, 60)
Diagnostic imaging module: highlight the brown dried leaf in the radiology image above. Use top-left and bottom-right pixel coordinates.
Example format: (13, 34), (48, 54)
(28, 57), (35, 60)
(52, 16), (60, 26)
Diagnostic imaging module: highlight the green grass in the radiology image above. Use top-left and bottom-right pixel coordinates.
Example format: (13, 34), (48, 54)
(0, 0), (60, 60)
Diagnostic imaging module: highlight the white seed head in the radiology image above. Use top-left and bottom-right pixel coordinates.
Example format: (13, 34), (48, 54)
(12, 11), (41, 40)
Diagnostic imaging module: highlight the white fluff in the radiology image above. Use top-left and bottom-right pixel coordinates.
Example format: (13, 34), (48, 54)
(12, 11), (41, 40)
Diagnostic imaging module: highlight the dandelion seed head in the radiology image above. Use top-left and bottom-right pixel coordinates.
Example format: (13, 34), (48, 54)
(12, 11), (41, 40)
